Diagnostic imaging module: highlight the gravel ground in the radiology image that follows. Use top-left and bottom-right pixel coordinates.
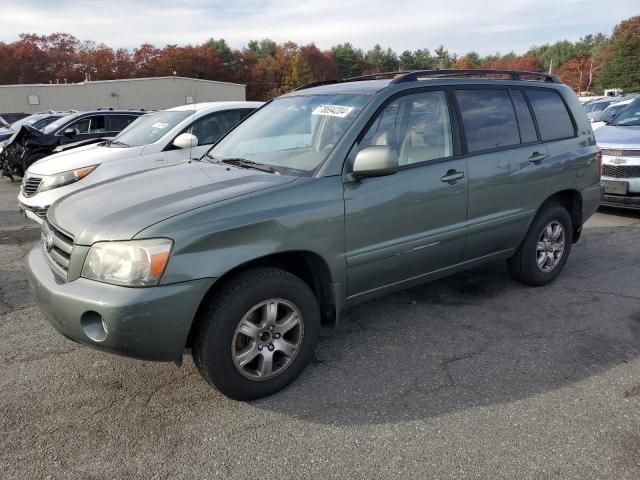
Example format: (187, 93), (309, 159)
(1, 178), (639, 479)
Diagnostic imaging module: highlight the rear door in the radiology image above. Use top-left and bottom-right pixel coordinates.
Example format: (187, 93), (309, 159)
(344, 89), (469, 297)
(455, 87), (552, 260)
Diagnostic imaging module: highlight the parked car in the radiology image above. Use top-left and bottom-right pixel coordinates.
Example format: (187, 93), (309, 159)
(584, 98), (617, 120)
(26, 70), (602, 400)
(595, 97), (640, 210)
(0, 109), (145, 180)
(0, 111), (76, 144)
(0, 112), (29, 125)
(18, 102), (262, 223)
(591, 98), (636, 130)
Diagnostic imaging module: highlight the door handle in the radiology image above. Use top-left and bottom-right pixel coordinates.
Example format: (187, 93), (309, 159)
(441, 170), (465, 184)
(528, 152), (547, 163)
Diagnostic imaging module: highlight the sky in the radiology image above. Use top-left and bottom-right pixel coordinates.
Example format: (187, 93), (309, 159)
(1, 0), (638, 55)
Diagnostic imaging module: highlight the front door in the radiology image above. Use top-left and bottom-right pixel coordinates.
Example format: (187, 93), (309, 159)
(344, 90), (469, 297)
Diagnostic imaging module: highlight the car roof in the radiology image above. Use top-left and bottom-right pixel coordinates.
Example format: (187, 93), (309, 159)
(283, 73), (566, 98)
(166, 101), (263, 112)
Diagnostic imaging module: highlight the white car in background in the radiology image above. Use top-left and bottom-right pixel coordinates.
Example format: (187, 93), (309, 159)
(591, 98), (636, 130)
(18, 101), (263, 222)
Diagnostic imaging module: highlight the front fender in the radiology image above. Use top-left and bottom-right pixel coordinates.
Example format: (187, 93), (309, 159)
(138, 176), (348, 293)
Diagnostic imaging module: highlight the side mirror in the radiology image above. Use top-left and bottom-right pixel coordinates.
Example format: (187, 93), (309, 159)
(63, 127), (77, 138)
(352, 146), (399, 178)
(173, 133), (198, 149)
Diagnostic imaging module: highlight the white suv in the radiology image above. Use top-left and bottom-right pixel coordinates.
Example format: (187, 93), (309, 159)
(18, 101), (262, 222)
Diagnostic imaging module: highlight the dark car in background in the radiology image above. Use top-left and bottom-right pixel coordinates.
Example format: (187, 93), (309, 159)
(0, 109), (145, 179)
(0, 112), (29, 125)
(0, 111), (76, 144)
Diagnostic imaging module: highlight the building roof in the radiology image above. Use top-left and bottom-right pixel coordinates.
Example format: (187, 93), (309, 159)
(0, 76), (245, 89)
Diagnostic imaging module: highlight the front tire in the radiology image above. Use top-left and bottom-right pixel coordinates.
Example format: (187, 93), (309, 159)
(193, 267), (321, 401)
(508, 203), (573, 286)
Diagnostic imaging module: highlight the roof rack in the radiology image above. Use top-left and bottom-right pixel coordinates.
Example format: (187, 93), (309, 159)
(390, 69), (561, 84)
(294, 69), (561, 91)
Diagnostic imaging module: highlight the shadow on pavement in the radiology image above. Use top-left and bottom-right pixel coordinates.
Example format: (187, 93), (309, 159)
(255, 226), (640, 424)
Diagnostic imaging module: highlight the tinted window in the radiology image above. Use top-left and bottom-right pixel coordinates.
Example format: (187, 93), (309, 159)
(360, 91), (453, 166)
(510, 90), (538, 143)
(187, 110), (245, 146)
(108, 115), (138, 132)
(456, 90), (520, 152)
(526, 89), (575, 141)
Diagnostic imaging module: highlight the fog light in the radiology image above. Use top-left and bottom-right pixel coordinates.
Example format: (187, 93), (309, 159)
(80, 311), (108, 342)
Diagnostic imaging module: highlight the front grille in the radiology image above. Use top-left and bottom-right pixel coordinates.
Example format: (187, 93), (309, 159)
(42, 221), (74, 280)
(601, 149), (640, 158)
(602, 164), (640, 179)
(22, 175), (42, 197)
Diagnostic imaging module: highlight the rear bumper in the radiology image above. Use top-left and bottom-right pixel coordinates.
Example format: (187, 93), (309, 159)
(26, 246), (214, 361)
(582, 182), (604, 221)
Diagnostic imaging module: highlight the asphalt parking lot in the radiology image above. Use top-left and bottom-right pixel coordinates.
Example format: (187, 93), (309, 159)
(1, 178), (640, 479)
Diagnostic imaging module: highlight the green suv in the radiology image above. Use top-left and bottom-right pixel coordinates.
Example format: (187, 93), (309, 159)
(26, 70), (603, 400)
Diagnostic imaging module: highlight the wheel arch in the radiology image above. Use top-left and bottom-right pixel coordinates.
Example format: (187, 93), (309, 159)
(539, 189), (583, 243)
(185, 250), (337, 349)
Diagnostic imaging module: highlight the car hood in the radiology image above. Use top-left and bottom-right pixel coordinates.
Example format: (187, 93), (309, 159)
(28, 144), (145, 175)
(48, 161), (297, 245)
(595, 125), (640, 148)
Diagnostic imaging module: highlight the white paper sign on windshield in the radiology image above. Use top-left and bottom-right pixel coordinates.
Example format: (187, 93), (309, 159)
(311, 104), (354, 118)
(152, 122), (170, 129)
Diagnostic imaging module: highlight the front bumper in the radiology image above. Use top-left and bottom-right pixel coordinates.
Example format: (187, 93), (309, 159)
(17, 180), (86, 224)
(26, 246), (214, 361)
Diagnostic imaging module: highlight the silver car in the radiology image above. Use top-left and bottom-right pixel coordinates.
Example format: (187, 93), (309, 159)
(18, 101), (262, 222)
(595, 97), (640, 210)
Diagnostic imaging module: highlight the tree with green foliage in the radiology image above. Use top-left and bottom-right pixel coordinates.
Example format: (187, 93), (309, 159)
(331, 43), (364, 79)
(594, 16), (640, 91)
(365, 44), (399, 73)
(246, 39), (277, 59)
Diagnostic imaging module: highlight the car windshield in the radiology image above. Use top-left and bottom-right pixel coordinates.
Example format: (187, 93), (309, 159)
(610, 98), (640, 126)
(586, 101), (612, 113)
(42, 113), (81, 134)
(207, 94), (371, 174)
(112, 110), (193, 147)
(594, 103), (629, 122)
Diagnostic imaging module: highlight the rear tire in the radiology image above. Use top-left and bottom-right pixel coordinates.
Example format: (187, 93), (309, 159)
(508, 203), (573, 286)
(193, 267), (321, 401)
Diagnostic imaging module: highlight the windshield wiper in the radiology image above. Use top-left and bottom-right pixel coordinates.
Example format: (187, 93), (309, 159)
(220, 157), (276, 173)
(108, 140), (129, 147)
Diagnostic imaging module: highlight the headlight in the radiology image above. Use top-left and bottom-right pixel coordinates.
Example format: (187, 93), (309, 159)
(38, 165), (97, 192)
(81, 238), (173, 287)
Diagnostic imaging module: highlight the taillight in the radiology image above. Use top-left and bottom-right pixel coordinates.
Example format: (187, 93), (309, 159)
(596, 148), (602, 180)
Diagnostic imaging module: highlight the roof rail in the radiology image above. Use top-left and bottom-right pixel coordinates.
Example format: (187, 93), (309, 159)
(293, 69), (562, 91)
(390, 69), (561, 84)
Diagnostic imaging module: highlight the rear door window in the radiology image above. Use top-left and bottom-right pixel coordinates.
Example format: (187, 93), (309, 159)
(510, 90), (538, 144)
(88, 115), (107, 133)
(526, 89), (575, 141)
(455, 89), (520, 153)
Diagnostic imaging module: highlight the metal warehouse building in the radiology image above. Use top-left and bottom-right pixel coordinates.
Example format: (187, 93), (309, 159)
(0, 76), (246, 113)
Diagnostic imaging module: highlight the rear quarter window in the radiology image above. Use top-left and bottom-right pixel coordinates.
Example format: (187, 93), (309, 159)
(526, 89), (575, 141)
